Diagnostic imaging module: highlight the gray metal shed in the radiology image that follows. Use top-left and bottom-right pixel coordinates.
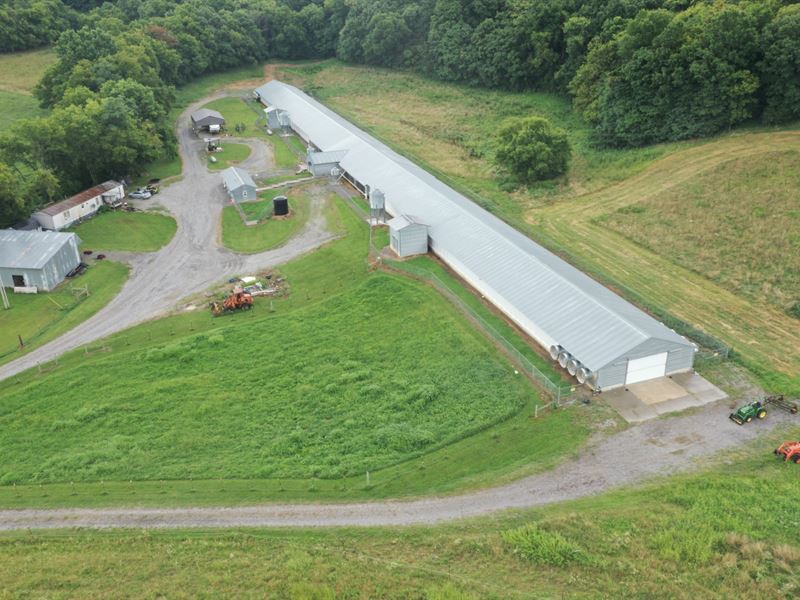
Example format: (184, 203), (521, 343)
(221, 167), (256, 202)
(307, 149), (348, 176)
(255, 80), (697, 391)
(388, 215), (428, 257)
(0, 229), (81, 291)
(191, 108), (225, 132)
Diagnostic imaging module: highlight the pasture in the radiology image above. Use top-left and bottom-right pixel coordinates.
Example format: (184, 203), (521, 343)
(1, 436), (797, 599)
(221, 186), (312, 253)
(602, 150), (800, 313)
(0, 48), (55, 124)
(0, 200), (589, 506)
(67, 211), (177, 252)
(0, 261), (128, 366)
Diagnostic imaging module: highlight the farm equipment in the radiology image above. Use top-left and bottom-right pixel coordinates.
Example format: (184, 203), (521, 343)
(210, 289), (253, 316)
(729, 395), (798, 425)
(774, 441), (800, 463)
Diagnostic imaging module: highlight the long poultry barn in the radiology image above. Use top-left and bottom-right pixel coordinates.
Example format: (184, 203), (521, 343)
(254, 81), (696, 391)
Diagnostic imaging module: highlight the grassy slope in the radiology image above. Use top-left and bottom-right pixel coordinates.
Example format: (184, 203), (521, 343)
(602, 150), (800, 311)
(0, 261), (128, 365)
(282, 61), (800, 394)
(0, 48), (55, 124)
(207, 142), (251, 170)
(0, 200), (591, 506)
(1, 437), (797, 599)
(222, 187), (312, 253)
(67, 211), (177, 252)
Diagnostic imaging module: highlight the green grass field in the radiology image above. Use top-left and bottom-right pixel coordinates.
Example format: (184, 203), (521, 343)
(602, 150), (800, 313)
(0, 48), (55, 124)
(0, 261), (128, 365)
(222, 187), (312, 253)
(207, 142), (251, 170)
(0, 200), (590, 505)
(1, 437), (797, 599)
(67, 211), (177, 252)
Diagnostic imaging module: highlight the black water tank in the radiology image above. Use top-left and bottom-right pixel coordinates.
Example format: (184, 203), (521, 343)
(273, 195), (289, 216)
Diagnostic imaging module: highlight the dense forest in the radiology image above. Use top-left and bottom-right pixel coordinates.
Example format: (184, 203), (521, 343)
(1, 0), (799, 225)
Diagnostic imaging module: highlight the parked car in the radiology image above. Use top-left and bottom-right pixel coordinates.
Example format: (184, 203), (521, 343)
(145, 184), (159, 195)
(128, 189), (152, 199)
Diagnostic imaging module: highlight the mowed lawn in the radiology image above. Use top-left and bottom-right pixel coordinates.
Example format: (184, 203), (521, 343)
(0, 48), (55, 124)
(1, 444), (797, 599)
(222, 187), (312, 253)
(207, 142), (251, 170)
(603, 150), (800, 313)
(68, 211), (177, 252)
(0, 261), (128, 364)
(0, 274), (531, 484)
(202, 95), (304, 169)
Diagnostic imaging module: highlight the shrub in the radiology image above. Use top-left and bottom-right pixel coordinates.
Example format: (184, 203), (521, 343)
(501, 523), (586, 566)
(494, 116), (570, 184)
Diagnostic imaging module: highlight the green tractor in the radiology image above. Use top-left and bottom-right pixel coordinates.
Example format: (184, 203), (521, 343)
(730, 400), (768, 425)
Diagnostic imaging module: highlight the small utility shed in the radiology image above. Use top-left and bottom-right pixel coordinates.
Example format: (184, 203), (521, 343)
(221, 167), (256, 202)
(34, 181), (124, 230)
(388, 215), (428, 258)
(191, 108), (225, 133)
(0, 229), (81, 291)
(307, 149), (348, 176)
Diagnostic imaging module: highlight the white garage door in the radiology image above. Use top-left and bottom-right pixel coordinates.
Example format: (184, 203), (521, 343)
(625, 352), (668, 385)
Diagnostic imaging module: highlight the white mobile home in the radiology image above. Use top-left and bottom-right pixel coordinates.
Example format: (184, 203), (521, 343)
(33, 181), (124, 230)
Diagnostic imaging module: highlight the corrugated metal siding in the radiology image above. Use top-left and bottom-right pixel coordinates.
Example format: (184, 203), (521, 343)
(256, 80), (697, 377)
(394, 224), (428, 257)
(666, 347), (695, 374)
(596, 361), (628, 390)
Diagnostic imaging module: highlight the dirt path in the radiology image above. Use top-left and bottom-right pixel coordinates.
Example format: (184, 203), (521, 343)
(0, 94), (337, 383)
(0, 402), (792, 530)
(531, 131), (800, 376)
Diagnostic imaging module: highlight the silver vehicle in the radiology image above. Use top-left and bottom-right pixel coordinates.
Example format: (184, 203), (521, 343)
(128, 189), (152, 200)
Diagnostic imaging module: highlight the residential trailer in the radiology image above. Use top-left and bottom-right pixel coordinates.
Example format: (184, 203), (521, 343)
(33, 181), (124, 230)
(221, 167), (256, 202)
(255, 80), (697, 391)
(0, 229), (81, 291)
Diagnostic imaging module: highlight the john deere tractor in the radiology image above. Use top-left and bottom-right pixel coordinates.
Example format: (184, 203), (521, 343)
(730, 400), (768, 425)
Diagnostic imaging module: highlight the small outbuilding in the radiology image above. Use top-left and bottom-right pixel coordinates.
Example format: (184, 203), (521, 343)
(0, 229), (81, 291)
(221, 167), (257, 202)
(191, 108), (225, 133)
(307, 149), (348, 176)
(388, 214), (428, 258)
(265, 106), (291, 131)
(33, 181), (124, 230)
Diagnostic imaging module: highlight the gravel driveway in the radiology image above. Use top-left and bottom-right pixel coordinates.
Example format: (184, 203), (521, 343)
(0, 402), (792, 531)
(0, 94), (336, 383)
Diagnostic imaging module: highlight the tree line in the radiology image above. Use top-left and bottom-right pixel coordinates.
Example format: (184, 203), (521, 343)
(1, 0), (798, 226)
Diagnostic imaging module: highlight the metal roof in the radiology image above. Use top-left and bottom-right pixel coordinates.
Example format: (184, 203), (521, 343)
(191, 108), (224, 123)
(221, 167), (255, 192)
(308, 149), (348, 165)
(36, 181), (121, 217)
(388, 215), (426, 230)
(255, 81), (694, 371)
(0, 229), (80, 270)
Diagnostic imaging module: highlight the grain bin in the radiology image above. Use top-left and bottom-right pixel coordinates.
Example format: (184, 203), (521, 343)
(273, 195), (289, 216)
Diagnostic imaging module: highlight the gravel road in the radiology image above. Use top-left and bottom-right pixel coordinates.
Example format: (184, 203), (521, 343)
(0, 402), (792, 531)
(0, 94), (336, 383)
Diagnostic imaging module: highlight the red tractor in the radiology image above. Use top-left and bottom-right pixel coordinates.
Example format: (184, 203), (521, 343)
(210, 289), (254, 316)
(774, 441), (800, 463)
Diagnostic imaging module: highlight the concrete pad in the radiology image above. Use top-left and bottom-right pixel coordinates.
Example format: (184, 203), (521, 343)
(602, 372), (728, 423)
